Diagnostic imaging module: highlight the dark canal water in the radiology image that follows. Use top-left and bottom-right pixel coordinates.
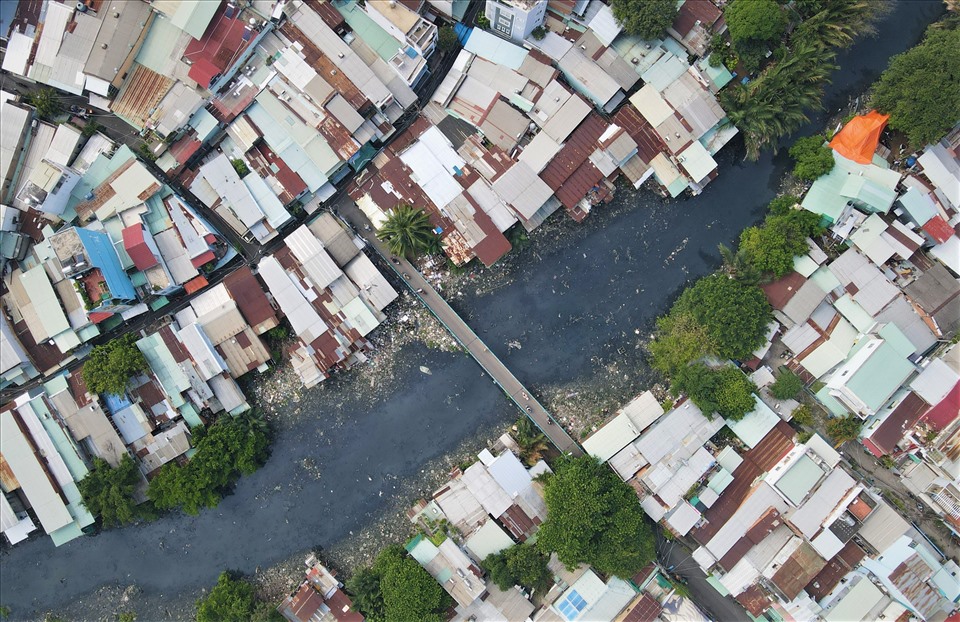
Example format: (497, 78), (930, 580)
(0, 1), (943, 617)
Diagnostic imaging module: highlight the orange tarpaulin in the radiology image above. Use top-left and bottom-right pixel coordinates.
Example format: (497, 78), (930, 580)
(829, 111), (889, 164)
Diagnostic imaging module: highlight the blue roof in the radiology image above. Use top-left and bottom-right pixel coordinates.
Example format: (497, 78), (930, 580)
(75, 227), (137, 301)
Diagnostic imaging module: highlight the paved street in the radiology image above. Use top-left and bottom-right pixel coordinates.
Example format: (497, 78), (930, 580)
(656, 530), (750, 622)
(333, 195), (583, 455)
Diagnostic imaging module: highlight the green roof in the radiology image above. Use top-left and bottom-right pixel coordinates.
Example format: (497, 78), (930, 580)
(774, 454), (824, 505)
(845, 342), (915, 412)
(137, 333), (188, 409)
(833, 294), (875, 333)
(839, 175), (896, 214)
(816, 386), (850, 416)
(336, 1), (403, 61)
(877, 323), (916, 358)
(801, 151), (900, 222)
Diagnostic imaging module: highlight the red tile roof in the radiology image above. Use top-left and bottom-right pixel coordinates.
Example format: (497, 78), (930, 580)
(89, 311), (113, 324)
(862, 391), (930, 455)
(922, 380), (960, 431)
(621, 594), (663, 622)
(190, 250), (217, 269)
(923, 215), (954, 244)
(184, 2), (255, 89)
(122, 224), (158, 271)
(184, 275), (209, 294)
(761, 271), (807, 310)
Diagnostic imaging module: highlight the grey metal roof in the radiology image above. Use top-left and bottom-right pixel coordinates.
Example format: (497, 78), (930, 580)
(782, 279), (828, 326)
(491, 161), (554, 219)
(307, 212), (360, 267)
(343, 253), (398, 312)
(326, 94), (365, 133)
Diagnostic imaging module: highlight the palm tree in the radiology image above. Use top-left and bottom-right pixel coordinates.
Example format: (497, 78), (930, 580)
(717, 243), (760, 284)
(376, 204), (441, 258)
(513, 417), (550, 466)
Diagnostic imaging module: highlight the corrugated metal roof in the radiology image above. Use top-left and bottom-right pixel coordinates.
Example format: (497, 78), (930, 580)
(0, 409), (73, 534)
(258, 255), (329, 343)
(464, 28), (528, 70)
(111, 64), (175, 129)
(491, 161), (554, 220)
(677, 139), (716, 183)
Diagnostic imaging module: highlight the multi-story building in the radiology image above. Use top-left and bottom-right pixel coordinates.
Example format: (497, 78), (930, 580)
(485, 0), (547, 42)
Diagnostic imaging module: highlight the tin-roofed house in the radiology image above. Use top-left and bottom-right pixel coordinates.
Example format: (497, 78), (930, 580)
(1, 390), (97, 546)
(49, 226), (138, 319)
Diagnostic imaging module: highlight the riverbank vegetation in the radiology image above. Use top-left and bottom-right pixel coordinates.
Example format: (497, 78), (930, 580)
(77, 455), (152, 528)
(347, 545), (452, 622)
(147, 412), (272, 515)
(870, 23), (960, 149)
(196, 572), (280, 622)
(718, 0), (890, 159)
(789, 135), (836, 181)
(537, 455), (656, 578)
(648, 192), (823, 417)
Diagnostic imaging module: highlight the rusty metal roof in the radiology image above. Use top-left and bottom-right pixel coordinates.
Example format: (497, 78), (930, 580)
(111, 63), (174, 128)
(771, 541), (827, 600)
(540, 113), (608, 191)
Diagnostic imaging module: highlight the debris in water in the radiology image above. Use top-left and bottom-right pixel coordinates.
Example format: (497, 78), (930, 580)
(420, 366), (432, 375)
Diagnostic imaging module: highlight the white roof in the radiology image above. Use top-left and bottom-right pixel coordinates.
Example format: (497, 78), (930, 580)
(0, 314), (30, 376)
(558, 46), (622, 106)
(804, 434), (841, 468)
(286, 225), (343, 290)
(725, 397), (780, 448)
(851, 213), (897, 266)
(434, 478), (487, 532)
(533, 31), (574, 63)
(583, 412), (643, 463)
(0, 102), (33, 192)
(608, 441), (649, 481)
(46, 124), (82, 168)
(823, 576), (886, 622)
(491, 161), (554, 219)
(788, 469), (857, 538)
(918, 143), (960, 207)
(208, 374), (248, 413)
(177, 323), (228, 381)
(677, 140), (717, 183)
(0, 409), (73, 534)
(399, 127), (465, 209)
(465, 520), (515, 562)
(630, 84), (673, 127)
(154, 228), (199, 284)
(930, 235), (960, 275)
(257, 255), (329, 344)
(666, 501), (702, 536)
(344, 253), (398, 312)
(466, 179), (517, 233)
(911, 358), (959, 405)
(1, 32), (33, 76)
(586, 2), (623, 46)
(462, 462), (513, 518)
(518, 131), (562, 173)
(487, 451), (532, 496)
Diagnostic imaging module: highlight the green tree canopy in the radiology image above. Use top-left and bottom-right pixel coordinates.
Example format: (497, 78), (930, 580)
(438, 25), (458, 52)
(196, 572), (279, 622)
(537, 455), (655, 578)
(671, 274), (772, 360)
(674, 364), (757, 420)
(648, 311), (714, 378)
(348, 545), (451, 622)
(77, 455), (144, 528)
(789, 135), (835, 181)
(769, 369), (804, 399)
(377, 205), (442, 258)
(768, 195), (800, 216)
(482, 545), (552, 593)
(147, 413), (271, 515)
(826, 416), (862, 445)
(738, 210), (822, 278)
(871, 26), (960, 148)
(27, 88), (62, 120)
(610, 0), (677, 40)
(725, 0), (786, 45)
(82, 334), (149, 396)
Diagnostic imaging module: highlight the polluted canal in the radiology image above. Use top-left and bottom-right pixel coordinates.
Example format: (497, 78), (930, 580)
(0, 1), (944, 618)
